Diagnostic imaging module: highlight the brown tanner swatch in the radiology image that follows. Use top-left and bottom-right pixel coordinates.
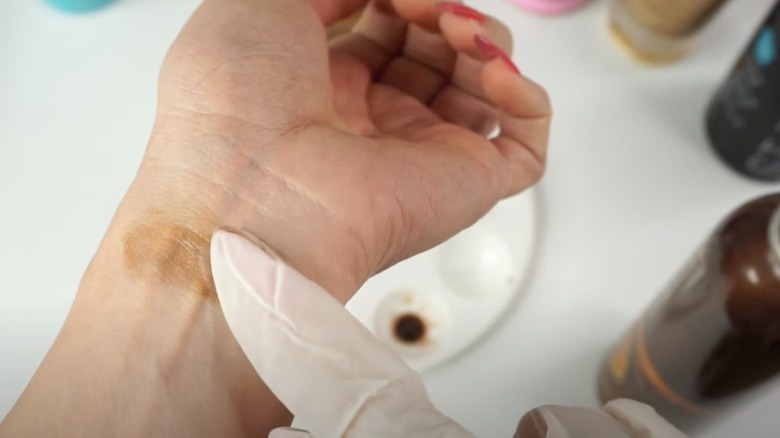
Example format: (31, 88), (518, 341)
(123, 219), (215, 299)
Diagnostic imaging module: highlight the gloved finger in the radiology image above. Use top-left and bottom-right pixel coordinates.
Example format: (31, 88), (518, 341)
(269, 427), (314, 438)
(603, 399), (688, 438)
(515, 405), (633, 438)
(211, 231), (474, 438)
(514, 400), (689, 438)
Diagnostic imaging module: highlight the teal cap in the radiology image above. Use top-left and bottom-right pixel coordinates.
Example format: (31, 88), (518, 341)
(43, 0), (119, 13)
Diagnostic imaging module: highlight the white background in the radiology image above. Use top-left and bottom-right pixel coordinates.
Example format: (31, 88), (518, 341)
(1, 0), (779, 436)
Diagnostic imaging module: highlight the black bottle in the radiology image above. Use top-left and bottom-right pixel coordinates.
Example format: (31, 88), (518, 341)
(706, 2), (780, 181)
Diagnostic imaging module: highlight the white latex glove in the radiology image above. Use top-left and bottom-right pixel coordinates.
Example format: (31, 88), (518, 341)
(210, 231), (690, 438)
(515, 400), (689, 438)
(210, 230), (474, 438)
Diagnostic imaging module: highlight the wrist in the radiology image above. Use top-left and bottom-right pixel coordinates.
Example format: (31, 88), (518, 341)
(10, 153), (370, 433)
(131, 127), (370, 302)
(18, 242), (292, 437)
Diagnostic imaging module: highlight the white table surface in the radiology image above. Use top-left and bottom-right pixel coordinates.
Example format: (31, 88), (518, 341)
(1, 0), (779, 436)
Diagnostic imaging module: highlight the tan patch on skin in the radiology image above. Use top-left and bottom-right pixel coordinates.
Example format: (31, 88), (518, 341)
(123, 219), (215, 298)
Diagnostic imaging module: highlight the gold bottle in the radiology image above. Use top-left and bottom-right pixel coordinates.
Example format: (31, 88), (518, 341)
(609, 0), (728, 64)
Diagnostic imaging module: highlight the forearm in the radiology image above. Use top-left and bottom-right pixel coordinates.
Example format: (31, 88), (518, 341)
(1, 205), (291, 437)
(1, 124), (369, 436)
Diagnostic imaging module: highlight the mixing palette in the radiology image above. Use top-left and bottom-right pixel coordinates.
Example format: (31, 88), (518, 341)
(347, 190), (540, 371)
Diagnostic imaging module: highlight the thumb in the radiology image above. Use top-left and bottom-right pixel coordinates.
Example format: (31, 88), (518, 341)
(515, 400), (688, 438)
(210, 230), (474, 438)
(269, 427), (314, 438)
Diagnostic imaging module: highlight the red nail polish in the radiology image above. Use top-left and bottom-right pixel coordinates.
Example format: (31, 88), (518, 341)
(474, 34), (521, 75)
(436, 2), (486, 24)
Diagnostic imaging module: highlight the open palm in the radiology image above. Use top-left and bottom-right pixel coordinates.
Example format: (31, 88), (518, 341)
(149, 0), (550, 300)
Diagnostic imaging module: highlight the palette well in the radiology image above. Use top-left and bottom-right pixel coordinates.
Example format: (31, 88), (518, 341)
(347, 190), (540, 372)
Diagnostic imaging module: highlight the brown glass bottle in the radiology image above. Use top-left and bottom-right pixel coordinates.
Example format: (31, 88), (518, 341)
(598, 194), (780, 433)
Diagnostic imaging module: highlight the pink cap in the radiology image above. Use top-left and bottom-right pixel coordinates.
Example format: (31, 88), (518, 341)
(513, 0), (587, 15)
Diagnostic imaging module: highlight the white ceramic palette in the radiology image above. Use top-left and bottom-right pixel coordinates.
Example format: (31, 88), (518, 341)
(346, 189), (540, 372)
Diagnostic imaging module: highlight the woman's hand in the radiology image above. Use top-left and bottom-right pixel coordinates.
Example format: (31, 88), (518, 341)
(0, 1), (550, 437)
(138, 0), (550, 301)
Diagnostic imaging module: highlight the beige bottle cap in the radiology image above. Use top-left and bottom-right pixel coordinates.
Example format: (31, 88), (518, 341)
(609, 0), (693, 64)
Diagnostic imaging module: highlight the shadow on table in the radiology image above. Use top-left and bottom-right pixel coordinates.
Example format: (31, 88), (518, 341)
(513, 346), (607, 409)
(634, 79), (721, 154)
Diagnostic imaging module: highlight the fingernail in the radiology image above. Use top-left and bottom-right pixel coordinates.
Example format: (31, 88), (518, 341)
(474, 34), (521, 75)
(514, 409), (548, 438)
(436, 2), (486, 23)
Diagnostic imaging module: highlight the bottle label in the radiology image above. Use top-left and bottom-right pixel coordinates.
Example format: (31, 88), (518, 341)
(602, 198), (780, 432)
(707, 6), (780, 180)
(608, 330), (631, 382)
(720, 53), (766, 130)
(754, 27), (777, 67)
(746, 123), (780, 177)
(603, 245), (717, 426)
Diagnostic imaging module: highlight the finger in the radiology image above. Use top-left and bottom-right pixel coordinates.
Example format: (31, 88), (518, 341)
(269, 427), (314, 438)
(390, 0), (455, 31)
(602, 400), (689, 438)
(378, 22), (459, 103)
(211, 231), (474, 438)
(353, 0), (406, 53)
(515, 406), (634, 438)
(369, 84), (444, 137)
(352, 0), (466, 104)
(329, 0), (406, 74)
(474, 36), (550, 195)
(327, 1), (405, 132)
(328, 0), (469, 125)
(440, 11), (512, 100)
(430, 11), (513, 134)
(515, 401), (689, 438)
(379, 55), (450, 104)
(378, 3), (470, 103)
(335, 1), (473, 104)
(309, 0), (369, 25)
(327, 10), (361, 39)
(488, 67), (551, 195)
(438, 8), (513, 60)
(430, 87), (498, 134)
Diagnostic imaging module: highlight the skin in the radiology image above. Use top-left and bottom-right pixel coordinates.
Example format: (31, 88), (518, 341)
(0, 0), (550, 436)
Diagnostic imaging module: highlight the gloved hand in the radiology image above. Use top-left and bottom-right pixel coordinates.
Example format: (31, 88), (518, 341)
(211, 230), (690, 438)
